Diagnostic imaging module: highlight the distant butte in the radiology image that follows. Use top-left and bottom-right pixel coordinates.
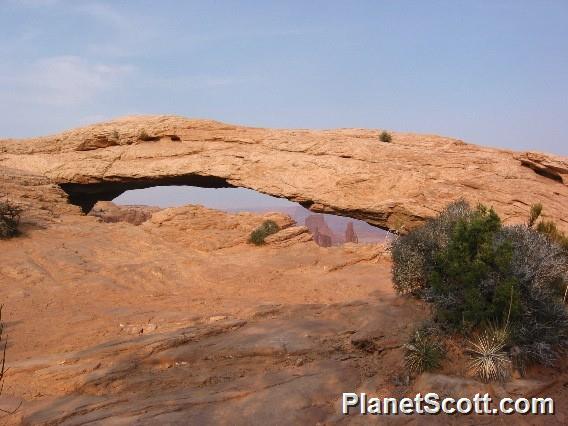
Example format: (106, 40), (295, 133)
(1, 115), (567, 233)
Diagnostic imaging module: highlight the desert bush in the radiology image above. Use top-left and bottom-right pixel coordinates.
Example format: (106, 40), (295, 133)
(249, 220), (280, 245)
(0, 200), (22, 239)
(536, 220), (568, 252)
(429, 205), (519, 329)
(466, 324), (511, 383)
(501, 226), (568, 366)
(528, 203), (568, 251)
(404, 325), (445, 373)
(379, 131), (392, 143)
(391, 200), (568, 370)
(390, 200), (470, 296)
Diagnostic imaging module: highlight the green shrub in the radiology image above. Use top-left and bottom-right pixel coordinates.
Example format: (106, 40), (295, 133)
(249, 220), (280, 245)
(391, 200), (568, 368)
(379, 131), (392, 143)
(0, 200), (22, 239)
(429, 205), (519, 329)
(404, 325), (445, 373)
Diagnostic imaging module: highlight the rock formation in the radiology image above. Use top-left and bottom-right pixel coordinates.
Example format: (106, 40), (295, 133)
(345, 221), (358, 243)
(305, 214), (336, 246)
(2, 115), (567, 233)
(2, 116), (568, 424)
(88, 201), (160, 225)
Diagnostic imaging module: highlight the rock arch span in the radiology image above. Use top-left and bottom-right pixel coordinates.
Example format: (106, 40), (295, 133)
(1, 115), (567, 233)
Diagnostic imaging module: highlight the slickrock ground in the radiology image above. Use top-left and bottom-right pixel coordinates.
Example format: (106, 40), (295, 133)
(0, 201), (401, 424)
(1, 115), (567, 233)
(3, 204), (566, 425)
(1, 117), (568, 424)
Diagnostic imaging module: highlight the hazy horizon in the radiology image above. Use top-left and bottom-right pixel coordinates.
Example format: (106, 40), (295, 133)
(1, 0), (567, 155)
(114, 186), (390, 242)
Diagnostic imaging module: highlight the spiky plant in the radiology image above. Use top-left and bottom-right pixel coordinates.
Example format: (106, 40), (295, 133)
(466, 325), (511, 383)
(404, 331), (444, 374)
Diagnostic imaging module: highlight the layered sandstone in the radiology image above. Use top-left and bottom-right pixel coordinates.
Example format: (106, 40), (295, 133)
(2, 116), (568, 424)
(2, 115), (567, 233)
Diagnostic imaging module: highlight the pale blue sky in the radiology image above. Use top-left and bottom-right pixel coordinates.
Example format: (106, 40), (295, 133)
(115, 186), (295, 210)
(1, 0), (567, 155)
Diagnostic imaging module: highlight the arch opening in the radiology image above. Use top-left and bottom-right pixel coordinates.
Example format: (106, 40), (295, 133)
(103, 186), (390, 245)
(59, 175), (234, 214)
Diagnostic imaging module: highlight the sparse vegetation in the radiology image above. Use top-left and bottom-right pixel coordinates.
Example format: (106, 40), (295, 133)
(249, 220), (280, 245)
(528, 203), (568, 251)
(404, 324), (445, 374)
(0, 200), (22, 239)
(391, 200), (470, 296)
(466, 324), (511, 383)
(139, 129), (150, 141)
(379, 131), (392, 143)
(138, 129), (160, 142)
(527, 203), (542, 228)
(391, 200), (568, 379)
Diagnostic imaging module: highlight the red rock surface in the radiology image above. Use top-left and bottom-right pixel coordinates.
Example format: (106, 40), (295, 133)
(2, 115), (567, 233)
(1, 117), (568, 424)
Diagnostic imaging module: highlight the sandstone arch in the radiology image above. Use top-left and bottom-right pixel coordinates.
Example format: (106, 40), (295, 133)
(1, 115), (567, 233)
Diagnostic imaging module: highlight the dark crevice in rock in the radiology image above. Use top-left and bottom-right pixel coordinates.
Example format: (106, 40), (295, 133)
(60, 174), (234, 213)
(520, 160), (564, 183)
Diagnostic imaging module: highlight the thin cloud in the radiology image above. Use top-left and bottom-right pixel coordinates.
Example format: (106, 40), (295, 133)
(76, 2), (131, 29)
(0, 56), (133, 106)
(8, 0), (61, 6)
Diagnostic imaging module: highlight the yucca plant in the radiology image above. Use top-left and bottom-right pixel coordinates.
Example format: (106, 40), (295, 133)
(465, 325), (511, 383)
(404, 330), (444, 374)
